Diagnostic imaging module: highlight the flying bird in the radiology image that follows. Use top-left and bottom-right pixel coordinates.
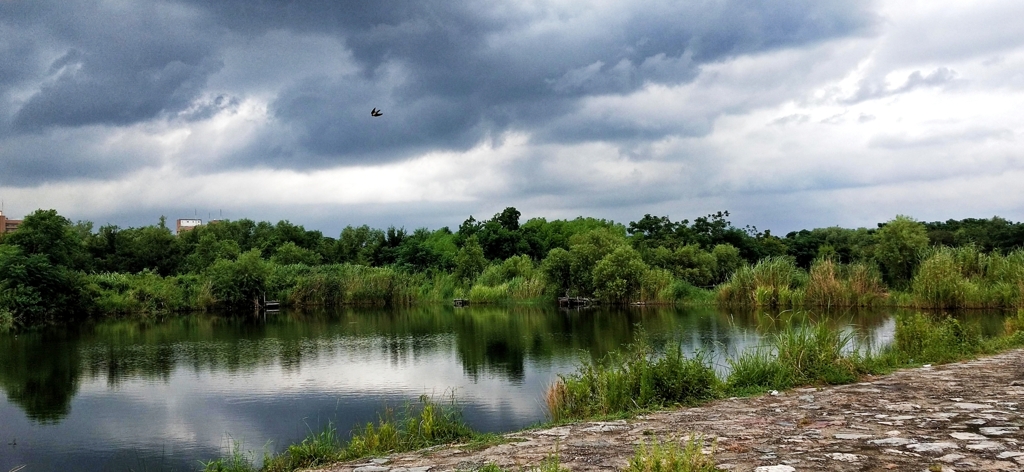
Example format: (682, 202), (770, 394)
(371, 108), (383, 117)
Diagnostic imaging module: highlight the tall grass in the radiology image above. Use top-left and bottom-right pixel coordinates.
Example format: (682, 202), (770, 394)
(281, 264), (420, 307)
(911, 247), (1024, 309)
(726, 322), (858, 395)
(88, 271), (209, 315)
(545, 338), (719, 422)
(716, 256), (804, 307)
(889, 312), (981, 364)
(804, 259), (887, 307)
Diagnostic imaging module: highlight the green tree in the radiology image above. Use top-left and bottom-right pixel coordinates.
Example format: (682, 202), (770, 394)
(711, 244), (743, 284)
(4, 209), (91, 270)
(270, 241), (323, 266)
(592, 246), (649, 304)
(0, 246), (90, 326)
(541, 247), (573, 295)
(875, 215), (929, 288)
(453, 236), (487, 284)
(206, 249), (271, 309)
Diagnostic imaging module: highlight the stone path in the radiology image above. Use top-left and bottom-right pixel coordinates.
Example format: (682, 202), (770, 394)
(311, 349), (1024, 472)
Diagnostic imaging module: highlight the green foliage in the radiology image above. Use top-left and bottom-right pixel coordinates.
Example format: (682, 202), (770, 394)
(0, 246), (92, 326)
(875, 215), (929, 288)
(924, 216), (1024, 253)
(343, 395), (473, 459)
(803, 259), (887, 307)
(540, 247), (573, 295)
(3, 209), (91, 270)
(725, 347), (795, 394)
(271, 241), (323, 266)
(593, 246), (649, 304)
(892, 312), (981, 364)
(206, 249), (271, 309)
(88, 271), (206, 315)
(773, 322), (858, 385)
(547, 338), (719, 421)
(910, 246), (1024, 309)
(716, 256), (804, 307)
(454, 236), (488, 284)
(627, 436), (721, 472)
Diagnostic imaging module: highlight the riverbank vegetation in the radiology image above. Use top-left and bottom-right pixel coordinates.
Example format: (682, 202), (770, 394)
(201, 395), (474, 472)
(546, 309), (1024, 421)
(2, 207), (1024, 329)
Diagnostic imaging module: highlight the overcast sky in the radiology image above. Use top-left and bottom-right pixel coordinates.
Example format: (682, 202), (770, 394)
(1, 0), (1023, 236)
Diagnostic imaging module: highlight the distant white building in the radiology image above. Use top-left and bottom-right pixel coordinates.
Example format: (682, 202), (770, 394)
(176, 218), (202, 234)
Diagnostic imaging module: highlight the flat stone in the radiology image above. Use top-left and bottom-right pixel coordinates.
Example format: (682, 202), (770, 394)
(965, 441), (1004, 451)
(370, 459), (390, 465)
(754, 466), (796, 472)
(835, 433), (873, 440)
(950, 432), (988, 440)
(826, 453), (860, 462)
(353, 467), (390, 472)
(537, 427), (571, 437)
(937, 453), (965, 463)
(906, 442), (959, 453)
(965, 419), (988, 425)
(869, 437), (917, 446)
(580, 421), (629, 433)
(887, 403), (920, 412)
(980, 426), (1020, 436)
(953, 402), (989, 410)
(997, 451), (1024, 459)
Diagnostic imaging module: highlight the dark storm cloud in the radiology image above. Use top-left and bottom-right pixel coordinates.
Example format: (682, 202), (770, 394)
(0, 0), (877, 177)
(1, 1), (222, 132)
(173, 0), (875, 168)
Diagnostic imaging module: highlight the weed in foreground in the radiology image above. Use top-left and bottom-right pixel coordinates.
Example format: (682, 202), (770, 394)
(627, 435), (721, 472)
(200, 439), (259, 472)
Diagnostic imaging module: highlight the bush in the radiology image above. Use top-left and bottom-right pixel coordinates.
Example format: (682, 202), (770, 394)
(206, 250), (272, 310)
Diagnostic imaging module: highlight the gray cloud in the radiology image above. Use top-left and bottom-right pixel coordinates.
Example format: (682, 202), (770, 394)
(214, 0), (872, 168)
(2, 1), (222, 134)
(842, 67), (957, 104)
(0, 0), (877, 175)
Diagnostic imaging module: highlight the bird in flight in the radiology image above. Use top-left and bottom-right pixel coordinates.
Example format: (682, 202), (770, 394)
(371, 108), (383, 117)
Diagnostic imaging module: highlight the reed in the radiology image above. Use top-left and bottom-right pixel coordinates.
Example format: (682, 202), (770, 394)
(910, 246), (1024, 309)
(716, 257), (803, 307)
(891, 312), (981, 364)
(545, 338), (719, 421)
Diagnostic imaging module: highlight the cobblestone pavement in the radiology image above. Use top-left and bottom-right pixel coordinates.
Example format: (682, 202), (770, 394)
(312, 349), (1024, 472)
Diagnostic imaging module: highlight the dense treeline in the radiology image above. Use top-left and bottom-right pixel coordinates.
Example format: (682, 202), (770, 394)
(1, 208), (1024, 329)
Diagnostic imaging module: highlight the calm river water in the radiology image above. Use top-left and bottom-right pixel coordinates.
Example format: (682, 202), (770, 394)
(0, 305), (1006, 471)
